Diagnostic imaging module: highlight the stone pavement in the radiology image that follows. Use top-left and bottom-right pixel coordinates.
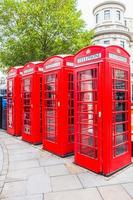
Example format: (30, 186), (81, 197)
(0, 130), (133, 200)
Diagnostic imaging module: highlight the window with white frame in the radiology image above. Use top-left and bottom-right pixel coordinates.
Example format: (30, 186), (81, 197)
(104, 10), (110, 20)
(96, 14), (99, 23)
(120, 41), (125, 48)
(116, 10), (121, 21)
(124, 20), (127, 26)
(104, 40), (110, 45)
(93, 40), (99, 44)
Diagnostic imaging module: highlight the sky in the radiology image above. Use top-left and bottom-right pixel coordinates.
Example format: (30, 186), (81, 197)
(77, 0), (133, 29)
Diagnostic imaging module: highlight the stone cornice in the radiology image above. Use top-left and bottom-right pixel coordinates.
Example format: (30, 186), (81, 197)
(93, 1), (126, 14)
(93, 29), (132, 40)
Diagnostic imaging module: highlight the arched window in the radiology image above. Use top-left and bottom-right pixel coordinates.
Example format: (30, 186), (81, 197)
(116, 10), (121, 21)
(104, 40), (110, 45)
(120, 41), (125, 48)
(104, 10), (110, 20)
(96, 14), (99, 23)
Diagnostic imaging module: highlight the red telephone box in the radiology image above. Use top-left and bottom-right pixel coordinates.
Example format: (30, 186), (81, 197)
(21, 61), (44, 144)
(42, 55), (74, 157)
(74, 45), (131, 176)
(7, 66), (23, 136)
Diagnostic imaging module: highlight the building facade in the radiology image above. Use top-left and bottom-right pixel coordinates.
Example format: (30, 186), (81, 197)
(92, 1), (133, 100)
(0, 71), (7, 96)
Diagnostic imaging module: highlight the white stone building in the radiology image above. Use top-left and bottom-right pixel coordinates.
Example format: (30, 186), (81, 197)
(0, 71), (7, 96)
(92, 1), (133, 100)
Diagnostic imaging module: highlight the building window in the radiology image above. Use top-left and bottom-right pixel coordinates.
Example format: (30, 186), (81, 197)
(93, 40), (99, 44)
(96, 14), (99, 23)
(104, 10), (110, 20)
(116, 10), (121, 21)
(124, 20), (127, 26)
(104, 40), (110, 45)
(120, 41), (125, 48)
(0, 77), (6, 84)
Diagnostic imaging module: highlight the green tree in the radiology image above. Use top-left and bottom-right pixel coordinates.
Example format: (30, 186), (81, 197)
(0, 0), (94, 67)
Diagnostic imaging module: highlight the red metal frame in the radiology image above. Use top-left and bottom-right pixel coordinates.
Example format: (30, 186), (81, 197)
(74, 45), (131, 176)
(21, 61), (44, 144)
(102, 46), (131, 175)
(7, 66), (23, 136)
(42, 55), (74, 157)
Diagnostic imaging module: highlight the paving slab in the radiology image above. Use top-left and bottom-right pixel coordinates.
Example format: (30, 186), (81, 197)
(45, 188), (102, 200)
(1, 194), (43, 200)
(0, 146), (3, 171)
(1, 130), (133, 199)
(0, 181), (5, 187)
(9, 152), (40, 162)
(0, 145), (3, 160)
(45, 164), (69, 176)
(98, 184), (132, 200)
(78, 165), (133, 188)
(122, 183), (133, 198)
(65, 162), (87, 174)
(2, 138), (22, 145)
(0, 160), (3, 171)
(33, 144), (42, 150)
(0, 187), (3, 193)
(78, 172), (110, 188)
(8, 148), (39, 155)
(6, 167), (45, 182)
(106, 165), (133, 184)
(0, 133), (12, 138)
(6, 143), (30, 150)
(0, 175), (6, 181)
(39, 157), (65, 167)
(27, 173), (51, 194)
(8, 160), (40, 170)
(1, 181), (26, 198)
(38, 150), (52, 158)
(51, 174), (83, 192)
(2, 168), (8, 175)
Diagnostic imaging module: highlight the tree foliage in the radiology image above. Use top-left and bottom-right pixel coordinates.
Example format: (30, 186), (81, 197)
(0, 0), (94, 67)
